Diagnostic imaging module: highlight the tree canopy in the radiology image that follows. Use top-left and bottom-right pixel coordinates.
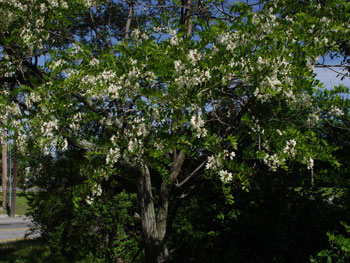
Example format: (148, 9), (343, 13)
(1, 0), (350, 262)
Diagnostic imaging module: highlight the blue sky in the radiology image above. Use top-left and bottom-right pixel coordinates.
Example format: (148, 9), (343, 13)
(314, 67), (350, 89)
(314, 56), (350, 89)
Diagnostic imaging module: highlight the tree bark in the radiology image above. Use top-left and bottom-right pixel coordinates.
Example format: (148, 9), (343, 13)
(137, 164), (160, 263)
(136, 150), (186, 263)
(125, 0), (134, 39)
(185, 0), (193, 37)
(156, 151), (186, 262)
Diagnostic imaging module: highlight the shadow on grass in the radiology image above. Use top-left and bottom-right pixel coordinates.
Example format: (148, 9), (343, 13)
(0, 239), (85, 263)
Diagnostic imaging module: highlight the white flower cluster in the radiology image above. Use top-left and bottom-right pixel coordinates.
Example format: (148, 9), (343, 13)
(251, 6), (280, 36)
(218, 32), (239, 52)
(175, 67), (211, 88)
(86, 184), (102, 205)
(206, 154), (234, 183)
(153, 27), (181, 45)
(206, 155), (221, 170)
(70, 43), (81, 55)
(90, 58), (99, 66)
(79, 69), (116, 88)
(82, 0), (99, 8)
(254, 74), (283, 102)
(296, 93), (312, 108)
(129, 117), (148, 138)
(1, 0), (27, 11)
(303, 157), (314, 170)
(4, 103), (21, 117)
(40, 3), (48, 13)
(127, 138), (143, 153)
(283, 139), (297, 158)
(307, 111), (320, 126)
(50, 59), (64, 70)
(8, 119), (28, 154)
(251, 121), (264, 134)
(47, 0), (59, 8)
(219, 170), (233, 183)
(170, 35), (181, 45)
(29, 91), (41, 103)
(188, 49), (202, 66)
(92, 184), (102, 196)
(223, 150), (236, 160)
(38, 117), (69, 155)
(329, 105), (344, 117)
(131, 29), (148, 44)
(20, 26), (33, 45)
(263, 153), (284, 171)
(190, 115), (207, 138)
(174, 60), (185, 73)
(107, 84), (122, 100)
(61, 138), (68, 151)
(106, 136), (121, 165)
(16, 128), (28, 153)
(41, 118), (59, 139)
(2, 0), (72, 47)
(69, 112), (82, 131)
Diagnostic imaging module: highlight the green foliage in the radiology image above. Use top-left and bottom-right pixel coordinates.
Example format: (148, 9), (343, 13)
(0, 239), (101, 263)
(170, 172), (350, 263)
(25, 149), (142, 263)
(311, 223), (350, 263)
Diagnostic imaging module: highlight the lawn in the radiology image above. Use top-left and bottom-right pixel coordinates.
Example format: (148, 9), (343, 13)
(0, 239), (98, 263)
(0, 192), (28, 216)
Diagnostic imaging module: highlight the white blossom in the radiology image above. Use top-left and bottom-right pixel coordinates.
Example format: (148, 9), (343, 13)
(307, 112), (320, 126)
(304, 157), (314, 170)
(131, 29), (141, 41)
(188, 49), (202, 65)
(101, 70), (116, 81)
(106, 147), (120, 165)
(219, 170), (233, 183)
(329, 105), (344, 117)
(62, 138), (68, 151)
(224, 150), (236, 160)
(86, 196), (94, 205)
(128, 138), (141, 153)
(90, 58), (99, 66)
(190, 115), (207, 138)
(263, 153), (284, 171)
(206, 155), (221, 170)
(170, 35), (180, 45)
(92, 184), (102, 197)
(174, 60), (184, 72)
(283, 139), (297, 158)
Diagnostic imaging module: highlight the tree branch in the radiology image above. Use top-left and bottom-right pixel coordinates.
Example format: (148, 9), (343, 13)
(72, 93), (123, 129)
(124, 0), (134, 39)
(175, 159), (206, 188)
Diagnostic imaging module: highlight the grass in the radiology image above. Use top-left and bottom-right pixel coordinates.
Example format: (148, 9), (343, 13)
(0, 192), (28, 216)
(0, 239), (97, 263)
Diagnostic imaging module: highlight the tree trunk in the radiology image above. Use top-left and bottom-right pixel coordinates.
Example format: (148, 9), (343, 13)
(137, 151), (186, 263)
(156, 151), (186, 262)
(137, 164), (161, 263)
